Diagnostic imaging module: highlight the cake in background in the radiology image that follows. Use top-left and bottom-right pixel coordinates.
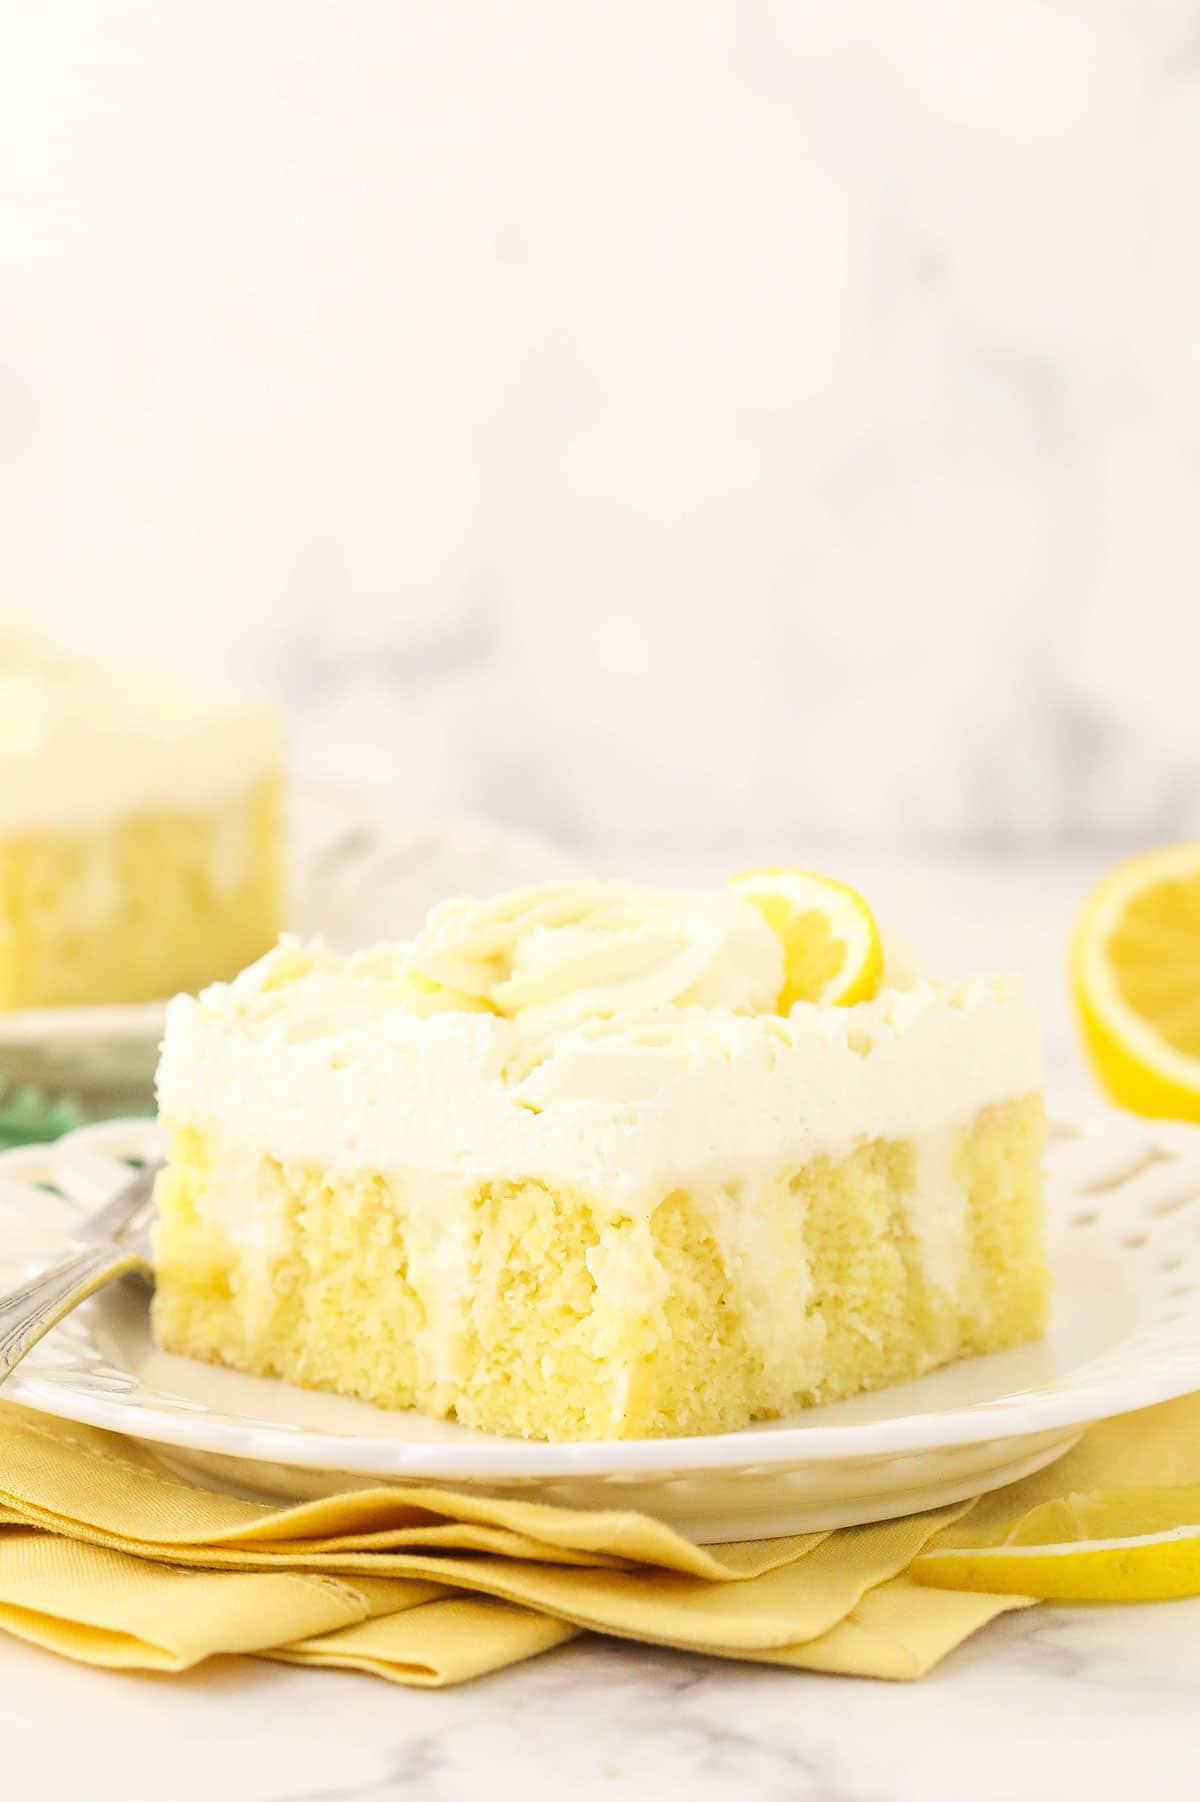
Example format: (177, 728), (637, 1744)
(152, 875), (1049, 1443)
(0, 617), (284, 1009)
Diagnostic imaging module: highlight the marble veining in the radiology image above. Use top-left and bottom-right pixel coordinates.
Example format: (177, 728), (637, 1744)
(5, 1600), (1200, 1802)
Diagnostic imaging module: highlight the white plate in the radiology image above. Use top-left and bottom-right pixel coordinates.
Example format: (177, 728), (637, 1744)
(0, 777), (570, 1116)
(2, 1109), (1199, 1539)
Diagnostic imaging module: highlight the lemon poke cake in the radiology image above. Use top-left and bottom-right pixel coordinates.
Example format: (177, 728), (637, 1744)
(152, 875), (1049, 1441)
(0, 619), (283, 1009)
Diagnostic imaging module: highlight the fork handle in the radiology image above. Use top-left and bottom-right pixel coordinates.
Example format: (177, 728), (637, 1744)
(0, 1243), (147, 1381)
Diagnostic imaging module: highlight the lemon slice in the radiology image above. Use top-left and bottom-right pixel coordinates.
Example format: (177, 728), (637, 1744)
(731, 868), (883, 1011)
(916, 1493), (1200, 1601)
(1071, 842), (1200, 1119)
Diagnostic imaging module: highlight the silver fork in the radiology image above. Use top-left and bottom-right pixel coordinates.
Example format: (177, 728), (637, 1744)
(0, 1160), (161, 1382)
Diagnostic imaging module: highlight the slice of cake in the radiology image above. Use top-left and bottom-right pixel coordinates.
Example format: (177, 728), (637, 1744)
(152, 878), (1049, 1441)
(0, 619), (284, 1009)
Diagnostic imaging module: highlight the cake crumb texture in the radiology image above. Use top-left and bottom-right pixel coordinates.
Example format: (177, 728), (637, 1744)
(0, 776), (283, 1009)
(152, 1095), (1048, 1441)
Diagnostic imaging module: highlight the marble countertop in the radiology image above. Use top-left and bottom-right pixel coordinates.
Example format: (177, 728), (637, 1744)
(4, 845), (1199, 1799)
(5, 1601), (1200, 1802)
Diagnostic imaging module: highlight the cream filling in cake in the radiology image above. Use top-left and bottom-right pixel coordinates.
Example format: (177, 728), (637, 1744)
(153, 882), (1047, 1439)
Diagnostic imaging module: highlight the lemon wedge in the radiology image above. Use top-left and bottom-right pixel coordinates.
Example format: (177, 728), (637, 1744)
(731, 868), (883, 1011)
(916, 1491), (1200, 1602)
(1071, 842), (1200, 1119)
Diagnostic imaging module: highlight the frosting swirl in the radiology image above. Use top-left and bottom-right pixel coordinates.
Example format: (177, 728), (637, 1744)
(405, 881), (784, 1041)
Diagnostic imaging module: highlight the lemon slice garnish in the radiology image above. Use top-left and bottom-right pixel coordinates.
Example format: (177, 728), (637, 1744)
(1071, 842), (1200, 1119)
(730, 867), (883, 1011)
(916, 1488), (1200, 1601)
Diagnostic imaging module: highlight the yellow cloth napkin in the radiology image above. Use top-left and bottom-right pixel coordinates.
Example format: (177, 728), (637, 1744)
(2, 1395), (1199, 1687)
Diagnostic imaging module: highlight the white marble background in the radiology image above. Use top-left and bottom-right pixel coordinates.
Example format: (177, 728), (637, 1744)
(2, 0), (1198, 852)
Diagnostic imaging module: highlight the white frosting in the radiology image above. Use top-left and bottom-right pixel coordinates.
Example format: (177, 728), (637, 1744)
(157, 881), (1043, 1213)
(406, 881), (783, 1066)
(0, 618), (282, 830)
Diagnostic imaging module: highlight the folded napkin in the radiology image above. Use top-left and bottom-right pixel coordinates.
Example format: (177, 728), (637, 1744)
(2, 1395), (1199, 1687)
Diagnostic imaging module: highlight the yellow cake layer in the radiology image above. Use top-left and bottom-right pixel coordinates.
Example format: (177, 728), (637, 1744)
(151, 1095), (1048, 1442)
(0, 776), (283, 1009)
